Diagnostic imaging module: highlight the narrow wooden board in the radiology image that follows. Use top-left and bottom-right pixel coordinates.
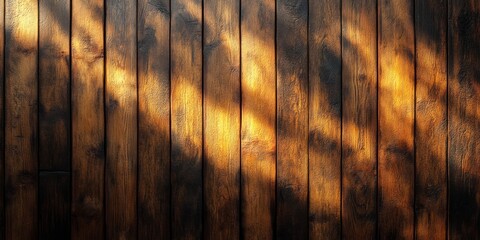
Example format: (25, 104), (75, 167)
(39, 172), (70, 239)
(39, 0), (71, 171)
(241, 0), (276, 238)
(276, 0), (308, 238)
(71, 0), (105, 238)
(308, 0), (341, 238)
(0, 0), (5, 236)
(341, 0), (378, 238)
(448, 0), (480, 238)
(137, 0), (170, 238)
(378, 0), (415, 238)
(171, 0), (203, 239)
(4, 0), (38, 238)
(203, 0), (240, 238)
(105, 0), (137, 238)
(415, 0), (447, 239)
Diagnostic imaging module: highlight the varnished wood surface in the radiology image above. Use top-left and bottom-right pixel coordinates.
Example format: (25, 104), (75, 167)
(0, 0), (478, 239)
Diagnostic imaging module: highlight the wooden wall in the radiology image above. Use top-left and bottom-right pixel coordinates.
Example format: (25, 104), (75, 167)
(0, 0), (479, 239)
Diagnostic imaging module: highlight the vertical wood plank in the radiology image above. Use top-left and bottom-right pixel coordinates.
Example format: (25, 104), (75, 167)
(448, 0), (480, 239)
(415, 0), (447, 239)
(203, 0), (240, 238)
(171, 0), (202, 239)
(38, 0), (71, 237)
(137, 0), (170, 238)
(378, 0), (415, 238)
(341, 1), (378, 238)
(39, 172), (70, 239)
(276, 0), (308, 238)
(308, 0), (341, 238)
(39, 0), (70, 171)
(241, 0), (276, 238)
(71, 0), (105, 238)
(0, 0), (5, 236)
(5, 0), (38, 238)
(106, 0), (137, 238)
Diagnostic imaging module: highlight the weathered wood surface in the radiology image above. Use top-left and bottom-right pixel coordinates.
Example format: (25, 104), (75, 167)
(0, 0), (478, 239)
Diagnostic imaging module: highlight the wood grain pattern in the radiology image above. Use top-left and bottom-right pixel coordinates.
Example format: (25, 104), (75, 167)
(241, 0), (276, 238)
(39, 172), (70, 239)
(4, 0), (38, 238)
(105, 0), (137, 238)
(71, 0), (105, 238)
(341, 0), (377, 238)
(308, 0), (341, 238)
(448, 0), (480, 239)
(203, 0), (240, 238)
(378, 0), (415, 238)
(276, 0), (308, 238)
(39, 0), (70, 171)
(415, 0), (447, 239)
(137, 0), (170, 238)
(0, 0), (4, 237)
(171, 0), (203, 239)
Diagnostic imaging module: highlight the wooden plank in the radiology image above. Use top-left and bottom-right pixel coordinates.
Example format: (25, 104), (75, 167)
(341, 0), (377, 238)
(0, 0), (5, 237)
(378, 0), (415, 238)
(448, 0), (480, 239)
(240, 0), (275, 238)
(203, 0), (240, 238)
(414, 0), (447, 239)
(39, 0), (70, 171)
(39, 172), (70, 239)
(4, 0), (38, 238)
(105, 0), (137, 238)
(276, 0), (308, 238)
(171, 0), (202, 239)
(137, 0), (170, 238)
(71, 0), (105, 238)
(308, 0), (341, 238)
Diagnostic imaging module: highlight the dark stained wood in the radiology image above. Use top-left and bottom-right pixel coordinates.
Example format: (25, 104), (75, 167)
(39, 172), (70, 239)
(308, 0), (341, 238)
(241, 0), (276, 238)
(5, 0), (38, 238)
(71, 0), (105, 238)
(203, 0), (240, 238)
(137, 0), (171, 238)
(105, 0), (137, 238)
(39, 0), (71, 171)
(341, 0), (378, 239)
(276, 0), (308, 238)
(448, 0), (480, 239)
(0, 0), (4, 237)
(378, 0), (415, 238)
(171, 0), (202, 239)
(415, 0), (447, 239)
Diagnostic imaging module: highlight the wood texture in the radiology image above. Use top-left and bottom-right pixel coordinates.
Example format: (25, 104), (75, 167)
(241, 0), (276, 238)
(448, 0), (480, 239)
(308, 0), (341, 238)
(39, 0), (70, 171)
(71, 0), (105, 238)
(378, 0), (415, 238)
(341, 0), (377, 238)
(276, 0), (308, 238)
(137, 0), (170, 238)
(203, 0), (240, 238)
(0, 0), (4, 237)
(105, 0), (137, 238)
(171, 0), (202, 239)
(39, 172), (70, 239)
(4, 0), (38, 238)
(415, 0), (447, 239)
